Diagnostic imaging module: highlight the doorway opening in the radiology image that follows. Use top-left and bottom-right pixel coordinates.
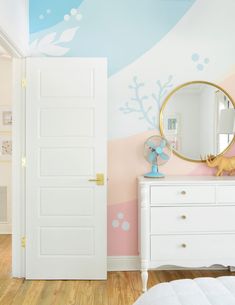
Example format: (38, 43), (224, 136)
(0, 44), (13, 277)
(0, 29), (24, 278)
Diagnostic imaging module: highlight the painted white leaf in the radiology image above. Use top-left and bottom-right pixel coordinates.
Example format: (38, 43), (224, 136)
(40, 45), (69, 56)
(38, 32), (57, 47)
(30, 39), (38, 50)
(30, 48), (42, 56)
(58, 27), (79, 43)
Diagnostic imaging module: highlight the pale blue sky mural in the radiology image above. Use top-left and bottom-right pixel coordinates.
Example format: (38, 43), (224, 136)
(29, 0), (196, 75)
(29, 0), (84, 33)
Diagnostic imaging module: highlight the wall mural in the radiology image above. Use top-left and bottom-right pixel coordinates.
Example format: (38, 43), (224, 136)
(29, 0), (235, 256)
(119, 76), (173, 130)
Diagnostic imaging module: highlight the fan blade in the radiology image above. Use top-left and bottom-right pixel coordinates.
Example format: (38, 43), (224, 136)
(159, 152), (169, 160)
(156, 147), (163, 154)
(148, 151), (156, 163)
(147, 141), (156, 149)
(160, 139), (166, 148)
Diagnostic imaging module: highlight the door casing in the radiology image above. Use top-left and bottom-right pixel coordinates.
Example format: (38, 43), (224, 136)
(12, 57), (26, 277)
(0, 28), (26, 277)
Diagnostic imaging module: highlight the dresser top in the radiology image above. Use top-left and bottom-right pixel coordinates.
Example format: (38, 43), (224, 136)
(138, 175), (235, 185)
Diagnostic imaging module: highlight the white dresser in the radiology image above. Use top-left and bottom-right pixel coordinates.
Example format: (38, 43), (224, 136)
(138, 176), (235, 291)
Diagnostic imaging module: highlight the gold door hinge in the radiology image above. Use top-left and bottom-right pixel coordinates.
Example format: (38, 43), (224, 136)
(21, 78), (27, 88)
(21, 157), (26, 168)
(88, 173), (104, 185)
(21, 236), (26, 248)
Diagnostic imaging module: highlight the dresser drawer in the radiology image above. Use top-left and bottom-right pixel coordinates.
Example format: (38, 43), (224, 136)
(151, 206), (235, 233)
(217, 186), (235, 203)
(150, 186), (215, 205)
(151, 234), (235, 261)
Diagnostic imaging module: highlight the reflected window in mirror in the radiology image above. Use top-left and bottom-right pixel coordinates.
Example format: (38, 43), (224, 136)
(216, 91), (234, 153)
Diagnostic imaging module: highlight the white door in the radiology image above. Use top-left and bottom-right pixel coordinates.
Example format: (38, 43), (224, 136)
(25, 58), (107, 279)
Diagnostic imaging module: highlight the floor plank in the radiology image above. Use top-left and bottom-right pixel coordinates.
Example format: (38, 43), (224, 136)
(0, 235), (234, 305)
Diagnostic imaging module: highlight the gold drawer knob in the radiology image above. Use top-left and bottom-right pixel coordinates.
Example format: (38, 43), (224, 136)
(181, 215), (187, 219)
(181, 190), (186, 195)
(181, 243), (187, 248)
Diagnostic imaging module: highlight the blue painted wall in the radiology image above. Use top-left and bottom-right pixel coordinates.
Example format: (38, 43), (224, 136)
(29, 0), (196, 75)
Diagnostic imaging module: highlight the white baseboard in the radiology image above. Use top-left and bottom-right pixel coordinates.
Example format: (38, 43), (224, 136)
(108, 256), (140, 271)
(107, 256), (228, 272)
(0, 224), (12, 234)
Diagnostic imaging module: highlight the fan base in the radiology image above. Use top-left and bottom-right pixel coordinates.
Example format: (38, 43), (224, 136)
(144, 171), (165, 178)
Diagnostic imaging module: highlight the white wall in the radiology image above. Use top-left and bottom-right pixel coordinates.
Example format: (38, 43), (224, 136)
(0, 57), (12, 234)
(164, 91), (200, 160)
(0, 0), (28, 55)
(199, 86), (216, 157)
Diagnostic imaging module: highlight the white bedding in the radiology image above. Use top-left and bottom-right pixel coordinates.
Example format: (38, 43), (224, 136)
(134, 277), (235, 305)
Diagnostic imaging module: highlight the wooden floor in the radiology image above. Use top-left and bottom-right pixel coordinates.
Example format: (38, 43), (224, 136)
(0, 235), (234, 305)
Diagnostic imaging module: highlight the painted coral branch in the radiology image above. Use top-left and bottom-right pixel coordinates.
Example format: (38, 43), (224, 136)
(152, 75), (173, 111)
(120, 75), (173, 130)
(120, 76), (156, 129)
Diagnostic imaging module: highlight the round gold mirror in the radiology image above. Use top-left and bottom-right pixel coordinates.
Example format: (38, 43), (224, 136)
(159, 81), (235, 162)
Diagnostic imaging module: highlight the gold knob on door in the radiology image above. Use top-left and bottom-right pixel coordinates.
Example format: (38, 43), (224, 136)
(88, 173), (104, 185)
(181, 190), (186, 195)
(181, 243), (187, 248)
(181, 215), (187, 219)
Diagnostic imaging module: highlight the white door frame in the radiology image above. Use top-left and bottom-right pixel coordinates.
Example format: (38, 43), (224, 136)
(0, 25), (24, 58)
(0, 27), (25, 277)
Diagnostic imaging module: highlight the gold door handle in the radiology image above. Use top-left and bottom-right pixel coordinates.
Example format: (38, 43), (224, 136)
(181, 243), (187, 248)
(181, 215), (187, 219)
(181, 190), (186, 195)
(88, 173), (104, 185)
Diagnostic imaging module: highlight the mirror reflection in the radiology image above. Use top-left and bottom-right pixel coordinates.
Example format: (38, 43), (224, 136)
(160, 81), (235, 161)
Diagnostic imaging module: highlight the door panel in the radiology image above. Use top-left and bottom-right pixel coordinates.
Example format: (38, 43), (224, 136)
(40, 108), (94, 137)
(40, 67), (94, 97)
(25, 58), (107, 279)
(40, 227), (94, 255)
(40, 147), (94, 176)
(40, 188), (94, 216)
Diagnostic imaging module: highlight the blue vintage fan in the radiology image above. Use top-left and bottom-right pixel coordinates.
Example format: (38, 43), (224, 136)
(144, 135), (172, 178)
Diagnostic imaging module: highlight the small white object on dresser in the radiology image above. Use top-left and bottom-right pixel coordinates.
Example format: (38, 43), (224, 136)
(138, 176), (235, 292)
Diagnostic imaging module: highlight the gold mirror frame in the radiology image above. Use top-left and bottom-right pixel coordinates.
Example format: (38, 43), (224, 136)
(159, 80), (235, 163)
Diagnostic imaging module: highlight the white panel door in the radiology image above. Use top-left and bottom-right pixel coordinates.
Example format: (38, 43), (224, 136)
(25, 58), (107, 279)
